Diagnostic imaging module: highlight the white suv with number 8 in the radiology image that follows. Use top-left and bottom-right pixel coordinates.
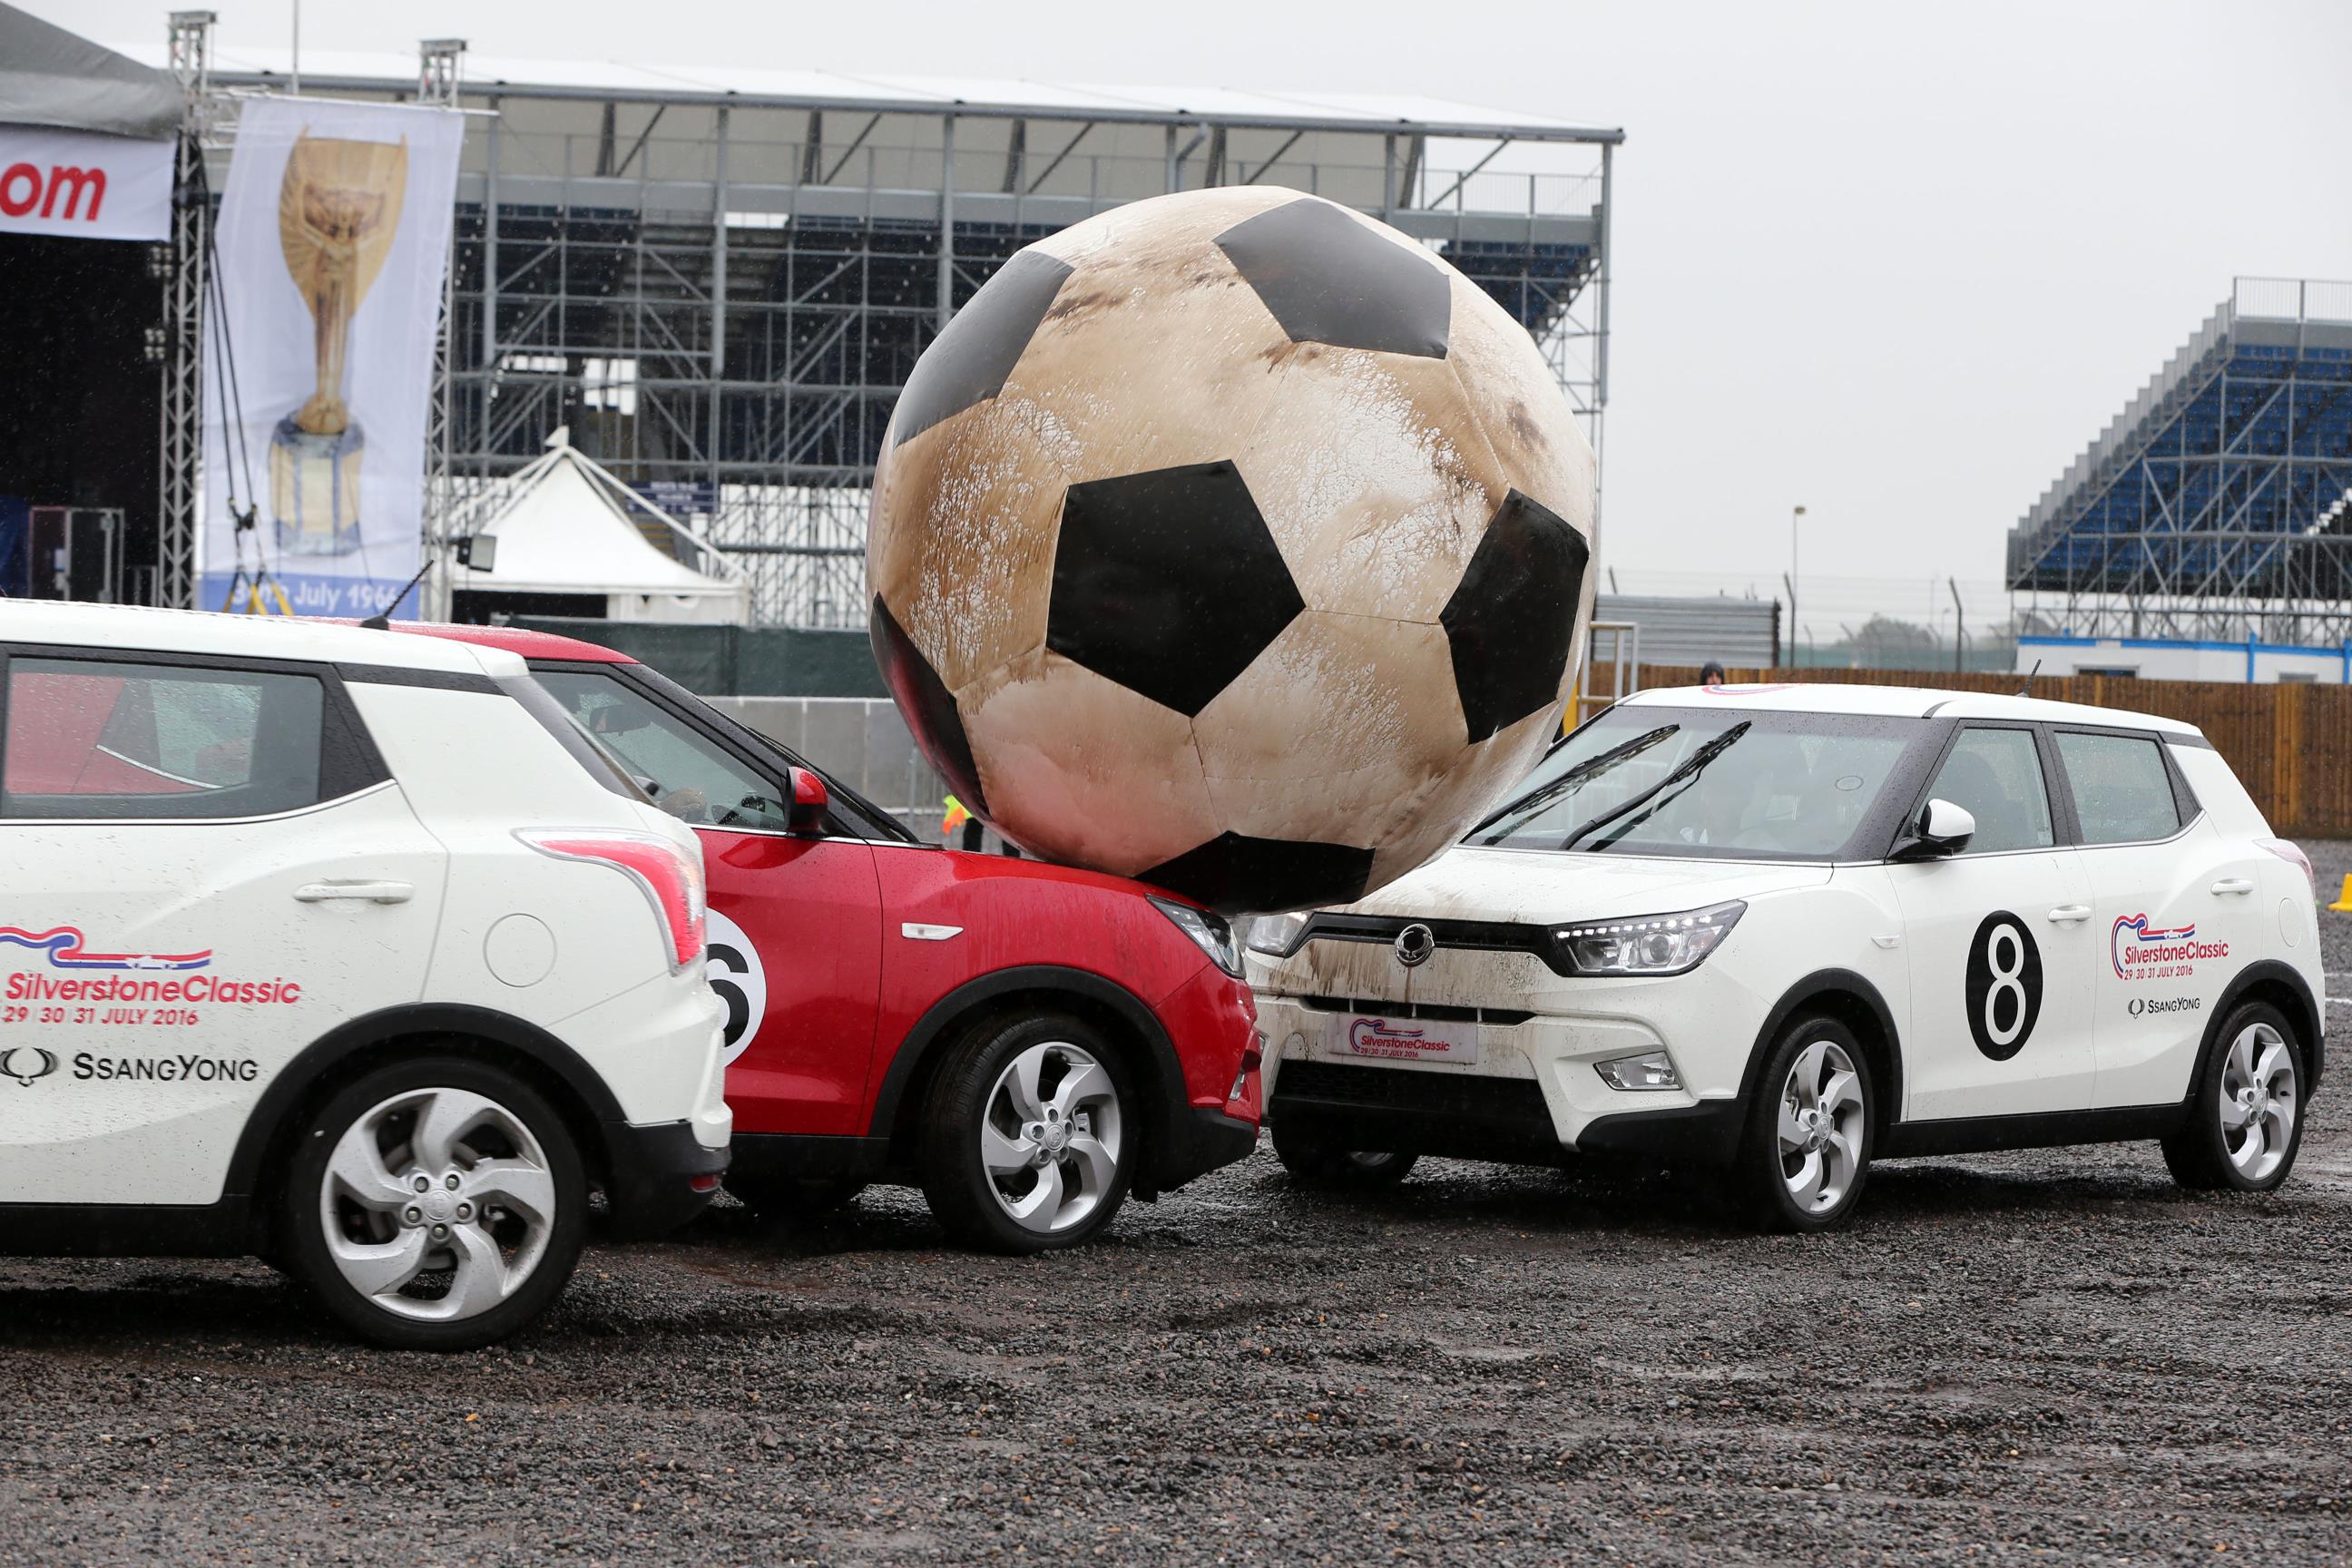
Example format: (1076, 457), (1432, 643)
(1246, 684), (2324, 1230)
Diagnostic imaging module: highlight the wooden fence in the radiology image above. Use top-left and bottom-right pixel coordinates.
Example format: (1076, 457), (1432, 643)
(1584, 663), (2352, 841)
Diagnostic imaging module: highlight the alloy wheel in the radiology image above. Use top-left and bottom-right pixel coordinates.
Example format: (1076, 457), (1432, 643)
(1777, 1038), (1865, 1216)
(318, 1086), (557, 1323)
(980, 1041), (1122, 1236)
(2219, 1021), (2298, 1183)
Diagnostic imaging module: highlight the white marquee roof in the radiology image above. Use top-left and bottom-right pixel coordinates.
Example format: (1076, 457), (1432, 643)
(471, 436), (749, 612)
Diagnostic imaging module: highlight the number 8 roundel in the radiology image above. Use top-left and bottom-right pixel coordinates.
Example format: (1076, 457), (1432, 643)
(1965, 909), (2043, 1062)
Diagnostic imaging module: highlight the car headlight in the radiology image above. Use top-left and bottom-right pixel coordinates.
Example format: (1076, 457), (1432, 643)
(1554, 900), (1745, 976)
(1243, 910), (1311, 959)
(1148, 896), (1243, 977)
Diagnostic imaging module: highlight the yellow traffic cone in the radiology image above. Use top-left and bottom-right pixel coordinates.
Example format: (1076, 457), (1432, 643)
(2328, 875), (2352, 913)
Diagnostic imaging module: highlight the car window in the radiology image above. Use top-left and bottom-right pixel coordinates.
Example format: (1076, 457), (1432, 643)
(1923, 727), (2053, 854)
(2, 657), (324, 819)
(532, 670), (793, 833)
(495, 673), (648, 801)
(2055, 730), (2180, 845)
(1467, 706), (1919, 860)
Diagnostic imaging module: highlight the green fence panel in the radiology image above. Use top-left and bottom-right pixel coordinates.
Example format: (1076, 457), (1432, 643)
(507, 619), (886, 699)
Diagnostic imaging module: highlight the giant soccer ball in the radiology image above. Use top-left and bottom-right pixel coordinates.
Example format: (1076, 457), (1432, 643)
(867, 188), (1596, 915)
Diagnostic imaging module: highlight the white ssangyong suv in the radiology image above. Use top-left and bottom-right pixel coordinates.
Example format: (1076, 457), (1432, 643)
(1246, 683), (2325, 1230)
(0, 604), (730, 1348)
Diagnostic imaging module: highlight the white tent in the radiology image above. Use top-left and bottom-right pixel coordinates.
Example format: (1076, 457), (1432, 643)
(463, 430), (750, 624)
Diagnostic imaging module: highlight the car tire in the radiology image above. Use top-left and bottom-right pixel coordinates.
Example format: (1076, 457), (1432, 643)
(1269, 1118), (1419, 1187)
(725, 1174), (867, 1219)
(2160, 1001), (2306, 1194)
(917, 1014), (1135, 1254)
(280, 1056), (588, 1352)
(1731, 1014), (1876, 1233)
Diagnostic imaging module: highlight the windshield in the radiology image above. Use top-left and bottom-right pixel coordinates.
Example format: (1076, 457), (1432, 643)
(1468, 705), (1923, 860)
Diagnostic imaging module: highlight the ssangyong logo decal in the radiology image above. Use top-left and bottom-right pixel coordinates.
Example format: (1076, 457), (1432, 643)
(1, 1045), (58, 1085)
(0, 926), (213, 971)
(2111, 914), (2229, 982)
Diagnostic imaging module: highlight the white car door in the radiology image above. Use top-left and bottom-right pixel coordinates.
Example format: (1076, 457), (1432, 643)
(2053, 727), (2249, 1108)
(0, 652), (446, 1206)
(1887, 723), (2099, 1119)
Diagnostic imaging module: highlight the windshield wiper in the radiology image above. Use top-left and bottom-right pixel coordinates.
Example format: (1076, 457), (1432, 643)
(1556, 721), (1752, 854)
(1468, 724), (1681, 839)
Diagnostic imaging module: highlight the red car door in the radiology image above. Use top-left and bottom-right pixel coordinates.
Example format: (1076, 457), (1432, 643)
(528, 665), (885, 1136)
(701, 829), (884, 1135)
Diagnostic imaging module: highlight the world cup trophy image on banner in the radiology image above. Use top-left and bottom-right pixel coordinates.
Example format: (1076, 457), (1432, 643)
(198, 97), (463, 619)
(270, 133), (407, 557)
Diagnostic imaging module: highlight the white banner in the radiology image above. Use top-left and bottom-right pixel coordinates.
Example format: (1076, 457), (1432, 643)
(0, 125), (172, 241)
(199, 98), (465, 620)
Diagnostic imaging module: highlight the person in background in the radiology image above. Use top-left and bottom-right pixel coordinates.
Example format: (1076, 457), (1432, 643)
(1700, 658), (1728, 686)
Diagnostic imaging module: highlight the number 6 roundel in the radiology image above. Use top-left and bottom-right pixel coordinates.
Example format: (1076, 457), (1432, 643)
(1965, 909), (2043, 1061)
(704, 908), (768, 1067)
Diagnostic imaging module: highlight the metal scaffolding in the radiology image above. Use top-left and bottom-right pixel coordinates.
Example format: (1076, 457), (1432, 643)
(168, 47), (1621, 625)
(154, 9), (215, 613)
(2009, 278), (2352, 646)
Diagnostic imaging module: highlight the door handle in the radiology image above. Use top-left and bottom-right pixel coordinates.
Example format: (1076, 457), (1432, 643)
(294, 880), (415, 905)
(2210, 877), (2256, 896)
(2045, 904), (2092, 923)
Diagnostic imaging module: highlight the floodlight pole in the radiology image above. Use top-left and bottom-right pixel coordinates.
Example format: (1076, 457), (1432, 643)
(419, 38), (466, 616)
(1950, 575), (1966, 673)
(1788, 505), (1806, 664)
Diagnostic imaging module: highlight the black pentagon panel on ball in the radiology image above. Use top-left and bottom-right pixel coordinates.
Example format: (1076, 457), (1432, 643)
(869, 594), (987, 816)
(890, 250), (1076, 445)
(1047, 460), (1305, 718)
(1440, 489), (1592, 742)
(1143, 832), (1377, 916)
(1213, 198), (1451, 358)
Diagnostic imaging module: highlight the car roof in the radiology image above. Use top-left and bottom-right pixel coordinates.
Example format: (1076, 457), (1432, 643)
(0, 603), (527, 679)
(377, 621), (638, 663)
(1622, 681), (2206, 739)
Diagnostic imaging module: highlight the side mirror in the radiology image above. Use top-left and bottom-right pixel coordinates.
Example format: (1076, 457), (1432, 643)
(1912, 797), (1976, 856)
(787, 766), (829, 836)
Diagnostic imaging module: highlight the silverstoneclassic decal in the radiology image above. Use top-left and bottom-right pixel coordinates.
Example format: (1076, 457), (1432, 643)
(1, 925), (301, 1031)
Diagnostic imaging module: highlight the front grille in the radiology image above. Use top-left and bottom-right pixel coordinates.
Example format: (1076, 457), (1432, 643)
(1274, 1059), (1553, 1129)
(1298, 995), (1534, 1026)
(1300, 913), (1567, 975)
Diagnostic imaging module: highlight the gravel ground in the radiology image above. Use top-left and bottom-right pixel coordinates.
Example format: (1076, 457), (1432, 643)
(8, 852), (2352, 1566)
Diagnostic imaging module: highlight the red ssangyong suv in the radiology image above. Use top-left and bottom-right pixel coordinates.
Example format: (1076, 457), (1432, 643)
(400, 624), (1261, 1252)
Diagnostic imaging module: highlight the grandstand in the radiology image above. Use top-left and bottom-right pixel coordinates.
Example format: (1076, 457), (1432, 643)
(2008, 278), (2352, 680)
(146, 27), (1621, 626)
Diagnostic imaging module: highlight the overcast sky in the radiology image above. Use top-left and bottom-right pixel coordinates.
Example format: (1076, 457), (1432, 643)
(54, 0), (2352, 618)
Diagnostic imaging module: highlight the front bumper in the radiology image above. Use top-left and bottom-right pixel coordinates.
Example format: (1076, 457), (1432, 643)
(599, 1119), (730, 1239)
(1267, 1055), (1749, 1167)
(1133, 963), (1263, 1196)
(1255, 982), (1759, 1166)
(1143, 1103), (1261, 1197)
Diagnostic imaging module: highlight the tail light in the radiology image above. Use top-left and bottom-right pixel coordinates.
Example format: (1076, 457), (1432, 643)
(518, 828), (706, 972)
(2257, 837), (2314, 897)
